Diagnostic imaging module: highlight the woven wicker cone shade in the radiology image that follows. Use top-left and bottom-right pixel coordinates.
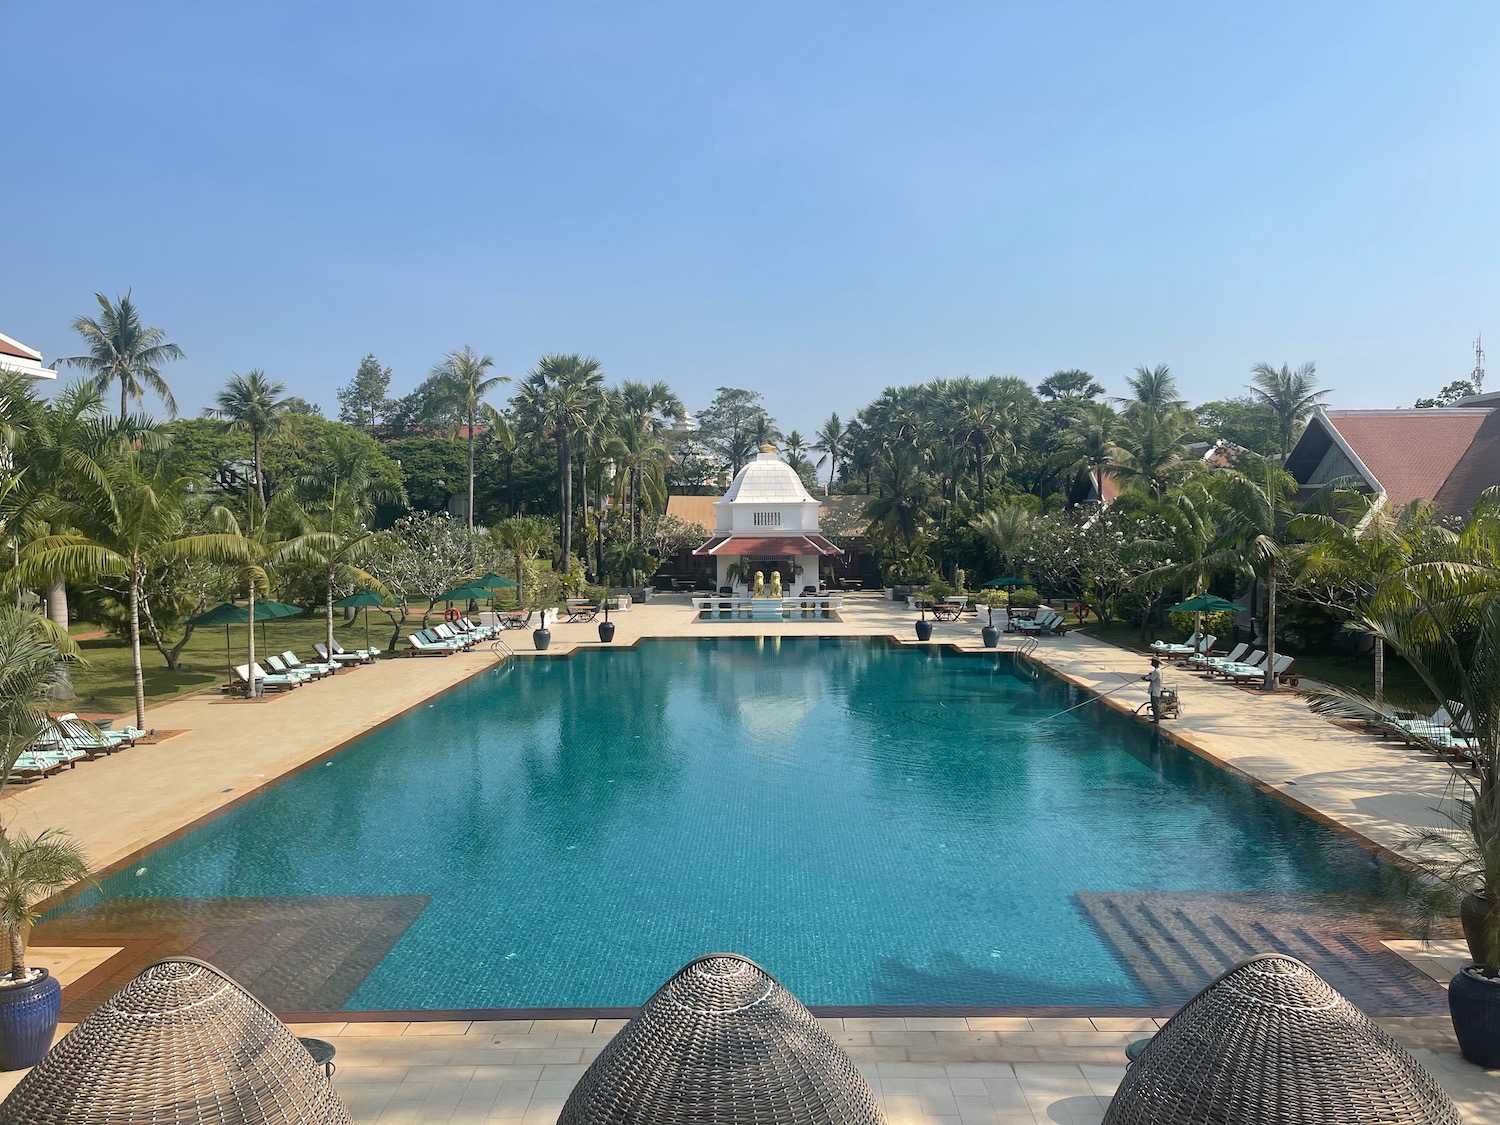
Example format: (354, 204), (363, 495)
(1102, 954), (1459, 1125)
(0, 958), (352, 1125)
(559, 953), (885, 1125)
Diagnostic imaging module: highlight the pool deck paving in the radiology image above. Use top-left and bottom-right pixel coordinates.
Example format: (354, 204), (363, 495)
(4, 593), (1498, 1119)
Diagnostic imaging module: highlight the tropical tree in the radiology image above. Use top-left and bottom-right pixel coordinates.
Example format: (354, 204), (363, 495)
(337, 353), (392, 427)
(698, 387), (778, 477)
(484, 409), (522, 518)
(60, 291), (183, 419)
(1110, 409), (1193, 498)
(1203, 455), (1299, 690)
(1049, 401), (1119, 501)
(492, 515), (555, 609)
(205, 370), (289, 519)
(0, 608), (67, 792)
(970, 504), (1032, 576)
(782, 431), (812, 475)
(17, 458), (252, 729)
(1249, 361), (1326, 461)
(813, 413), (846, 495)
(865, 445), (937, 547)
(1118, 363), (1186, 417)
(512, 354), (605, 566)
(0, 828), (93, 983)
(1038, 369), (1105, 401)
(431, 347), (506, 530)
(605, 418), (669, 541)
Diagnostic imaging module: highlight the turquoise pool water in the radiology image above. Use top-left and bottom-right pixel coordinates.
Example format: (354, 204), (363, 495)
(64, 638), (1394, 1010)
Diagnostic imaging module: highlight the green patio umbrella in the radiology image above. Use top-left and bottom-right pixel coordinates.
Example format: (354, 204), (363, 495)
(475, 572), (518, 589)
(1168, 594), (1246, 614)
(334, 590), (387, 651)
(981, 575), (1033, 616)
(186, 601), (302, 682)
(435, 585), (491, 603)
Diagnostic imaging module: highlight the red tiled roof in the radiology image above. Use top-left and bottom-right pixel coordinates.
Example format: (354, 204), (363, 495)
(0, 338), (39, 361)
(692, 534), (842, 557)
(1326, 410), (1489, 508)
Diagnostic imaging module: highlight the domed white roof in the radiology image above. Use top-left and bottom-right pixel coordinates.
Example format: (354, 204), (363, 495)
(720, 449), (819, 506)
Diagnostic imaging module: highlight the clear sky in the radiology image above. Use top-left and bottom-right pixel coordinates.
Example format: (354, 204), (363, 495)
(5, 1), (1497, 437)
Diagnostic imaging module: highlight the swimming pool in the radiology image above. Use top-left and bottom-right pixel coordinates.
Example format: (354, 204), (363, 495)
(56, 638), (1406, 1011)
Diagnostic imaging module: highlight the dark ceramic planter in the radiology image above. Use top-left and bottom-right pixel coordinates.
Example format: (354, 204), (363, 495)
(1462, 890), (1491, 963)
(0, 969), (61, 1070)
(915, 619), (933, 642)
(533, 627), (551, 651)
(982, 625), (1000, 648)
(1450, 966), (1500, 1068)
(598, 621), (616, 643)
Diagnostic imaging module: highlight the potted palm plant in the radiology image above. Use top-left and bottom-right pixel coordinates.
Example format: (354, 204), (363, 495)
(1308, 490), (1500, 1066)
(0, 829), (93, 1069)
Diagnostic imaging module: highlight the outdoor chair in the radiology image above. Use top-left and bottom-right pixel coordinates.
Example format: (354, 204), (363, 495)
(1157, 634), (1216, 661)
(0, 957), (353, 1124)
(231, 664), (300, 692)
(1152, 630), (1201, 656)
(1188, 641), (1246, 670)
(558, 953), (883, 1125)
(566, 601), (600, 623)
(1033, 607), (1070, 634)
(330, 637), (380, 660)
(1105, 954), (1457, 1125)
(265, 655), (317, 681)
(315, 642), (367, 666)
(1206, 649), (1263, 677)
(432, 623), (475, 648)
(1226, 653), (1294, 685)
(407, 634), (458, 656)
(7, 750), (76, 780)
(281, 650), (337, 676)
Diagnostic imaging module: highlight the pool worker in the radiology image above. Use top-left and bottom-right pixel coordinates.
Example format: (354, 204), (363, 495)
(1142, 657), (1164, 722)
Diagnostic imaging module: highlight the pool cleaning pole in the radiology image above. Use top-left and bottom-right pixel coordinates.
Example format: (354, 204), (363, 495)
(1034, 678), (1142, 724)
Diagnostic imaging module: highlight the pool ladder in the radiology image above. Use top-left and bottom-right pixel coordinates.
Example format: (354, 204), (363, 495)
(490, 636), (518, 662)
(1014, 636), (1039, 660)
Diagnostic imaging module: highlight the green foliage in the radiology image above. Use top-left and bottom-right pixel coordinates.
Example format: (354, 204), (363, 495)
(59, 291), (183, 418)
(1195, 397), (1281, 457)
(0, 609), (66, 791)
(0, 828), (94, 981)
(338, 354), (393, 426)
(1166, 610), (1236, 643)
(1415, 380), (1477, 409)
(697, 387), (779, 477)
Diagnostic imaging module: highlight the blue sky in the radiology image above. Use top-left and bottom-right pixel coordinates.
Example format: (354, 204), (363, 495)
(5, 1), (1497, 436)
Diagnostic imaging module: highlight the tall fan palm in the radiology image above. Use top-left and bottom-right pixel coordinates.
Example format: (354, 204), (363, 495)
(813, 413), (846, 495)
(513, 354), (605, 566)
(1249, 361), (1326, 461)
(206, 370), (289, 519)
(17, 458), (252, 729)
(432, 347), (506, 530)
(1202, 455), (1299, 690)
(60, 291), (183, 419)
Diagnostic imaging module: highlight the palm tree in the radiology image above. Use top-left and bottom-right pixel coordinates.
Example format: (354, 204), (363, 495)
(813, 413), (846, 495)
(1049, 401), (1119, 501)
(0, 608), (67, 793)
(512, 354), (605, 567)
(782, 431), (812, 475)
(1038, 369), (1105, 401)
(1110, 409), (1193, 498)
(865, 445), (936, 546)
(18, 458), (252, 729)
(431, 347), (506, 530)
(492, 515), (555, 607)
(1203, 455), (1299, 690)
(616, 381), (684, 537)
(60, 291), (183, 419)
(970, 504), (1032, 575)
(606, 418), (669, 541)
(1250, 361), (1327, 461)
(1118, 364), (1186, 417)
(0, 828), (93, 982)
(286, 432), (400, 660)
(206, 370), (289, 521)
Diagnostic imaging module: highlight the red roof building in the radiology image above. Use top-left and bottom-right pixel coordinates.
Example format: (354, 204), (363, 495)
(0, 332), (57, 381)
(1285, 400), (1500, 513)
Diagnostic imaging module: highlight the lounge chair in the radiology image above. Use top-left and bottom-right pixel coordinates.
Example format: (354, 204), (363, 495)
(280, 650), (337, 676)
(1033, 607), (1069, 635)
(1205, 649), (1262, 677)
(1226, 653), (1294, 684)
(231, 664), (301, 693)
(264, 655), (317, 681)
(1188, 641), (1246, 670)
(457, 616), (496, 640)
(1152, 631), (1201, 656)
(407, 633), (458, 656)
(8, 750), (77, 779)
(332, 637), (380, 660)
(432, 623), (475, 648)
(315, 641), (368, 666)
(50, 718), (141, 757)
(1158, 634), (1217, 662)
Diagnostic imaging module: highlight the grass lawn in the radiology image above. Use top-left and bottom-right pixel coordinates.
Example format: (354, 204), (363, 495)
(1077, 621), (1427, 699)
(66, 611), (420, 715)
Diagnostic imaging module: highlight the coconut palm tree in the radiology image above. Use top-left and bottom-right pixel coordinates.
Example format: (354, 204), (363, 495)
(484, 408), (522, 518)
(606, 418), (669, 541)
(865, 445), (936, 546)
(206, 370), (289, 522)
(782, 431), (812, 475)
(1118, 363), (1186, 418)
(1202, 455), (1299, 690)
(492, 515), (555, 607)
(18, 457), (252, 729)
(616, 381), (684, 537)
(813, 413), (846, 495)
(1109, 409), (1193, 498)
(431, 347), (506, 530)
(970, 504), (1032, 575)
(1250, 361), (1327, 461)
(512, 354), (605, 567)
(1049, 401), (1119, 501)
(60, 291), (183, 419)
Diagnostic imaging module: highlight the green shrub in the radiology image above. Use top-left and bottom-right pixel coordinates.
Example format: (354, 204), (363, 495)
(1006, 586), (1041, 609)
(927, 579), (956, 601)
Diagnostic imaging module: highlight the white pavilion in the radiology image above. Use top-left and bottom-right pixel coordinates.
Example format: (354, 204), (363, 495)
(692, 445), (841, 594)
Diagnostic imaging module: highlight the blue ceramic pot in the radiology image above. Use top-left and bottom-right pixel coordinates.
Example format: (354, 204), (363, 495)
(598, 621), (616, 643)
(0, 969), (61, 1070)
(914, 620), (933, 642)
(533, 627), (551, 651)
(982, 625), (1000, 648)
(1449, 966), (1500, 1068)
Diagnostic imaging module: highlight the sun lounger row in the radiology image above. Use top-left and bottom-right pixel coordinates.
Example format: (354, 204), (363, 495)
(11, 715), (149, 782)
(1380, 700), (1478, 764)
(1010, 607), (1069, 635)
(1188, 647), (1298, 685)
(228, 642), (379, 695)
(407, 617), (498, 656)
(1153, 632), (1216, 661)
